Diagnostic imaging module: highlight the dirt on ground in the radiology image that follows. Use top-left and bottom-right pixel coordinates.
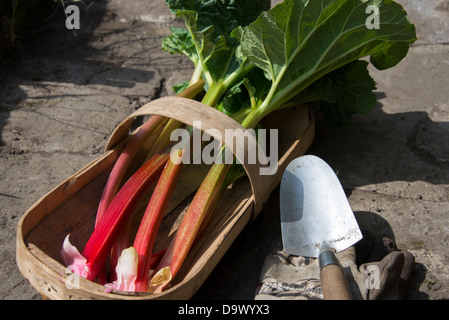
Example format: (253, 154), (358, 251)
(1, 0), (448, 300)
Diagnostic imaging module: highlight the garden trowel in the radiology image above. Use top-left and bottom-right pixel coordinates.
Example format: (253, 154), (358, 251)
(280, 155), (363, 300)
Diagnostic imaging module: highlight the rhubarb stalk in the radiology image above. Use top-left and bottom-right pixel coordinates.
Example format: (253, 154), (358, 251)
(95, 115), (166, 225)
(99, 80), (205, 280)
(96, 79), (205, 224)
(149, 162), (231, 292)
(97, 115), (165, 283)
(132, 148), (184, 292)
(111, 129), (193, 292)
(61, 151), (169, 281)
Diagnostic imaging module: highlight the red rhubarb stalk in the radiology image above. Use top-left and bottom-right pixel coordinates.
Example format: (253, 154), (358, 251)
(97, 80), (205, 281)
(95, 115), (166, 225)
(149, 162), (231, 292)
(132, 148), (184, 292)
(96, 79), (205, 224)
(96, 115), (165, 283)
(61, 151), (169, 281)
(110, 135), (190, 292)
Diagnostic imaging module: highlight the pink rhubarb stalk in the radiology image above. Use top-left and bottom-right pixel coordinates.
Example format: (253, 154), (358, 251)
(61, 151), (169, 281)
(109, 140), (188, 292)
(132, 148), (184, 292)
(96, 80), (205, 281)
(95, 115), (165, 225)
(149, 162), (231, 292)
(96, 79), (205, 224)
(95, 115), (164, 283)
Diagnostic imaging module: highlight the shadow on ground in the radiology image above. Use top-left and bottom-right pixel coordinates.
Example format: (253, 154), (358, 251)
(309, 97), (449, 192)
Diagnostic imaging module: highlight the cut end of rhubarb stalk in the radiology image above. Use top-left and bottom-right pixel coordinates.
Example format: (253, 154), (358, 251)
(104, 247), (138, 293)
(61, 235), (91, 279)
(149, 266), (172, 293)
(116, 247), (138, 291)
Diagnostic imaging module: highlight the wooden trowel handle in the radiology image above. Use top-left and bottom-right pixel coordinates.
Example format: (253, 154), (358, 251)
(319, 250), (352, 300)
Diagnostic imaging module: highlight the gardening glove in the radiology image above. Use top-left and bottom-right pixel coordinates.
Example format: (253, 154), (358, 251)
(254, 232), (414, 300)
(358, 236), (415, 300)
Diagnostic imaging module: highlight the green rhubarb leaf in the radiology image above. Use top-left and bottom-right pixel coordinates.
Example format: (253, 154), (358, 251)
(173, 80), (190, 94)
(165, 0), (270, 42)
(178, 9), (240, 85)
(162, 27), (198, 65)
(234, 0), (416, 114)
(216, 68), (271, 117)
(244, 68), (272, 107)
(292, 60), (377, 126)
(217, 80), (250, 116)
(165, 0), (271, 86)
